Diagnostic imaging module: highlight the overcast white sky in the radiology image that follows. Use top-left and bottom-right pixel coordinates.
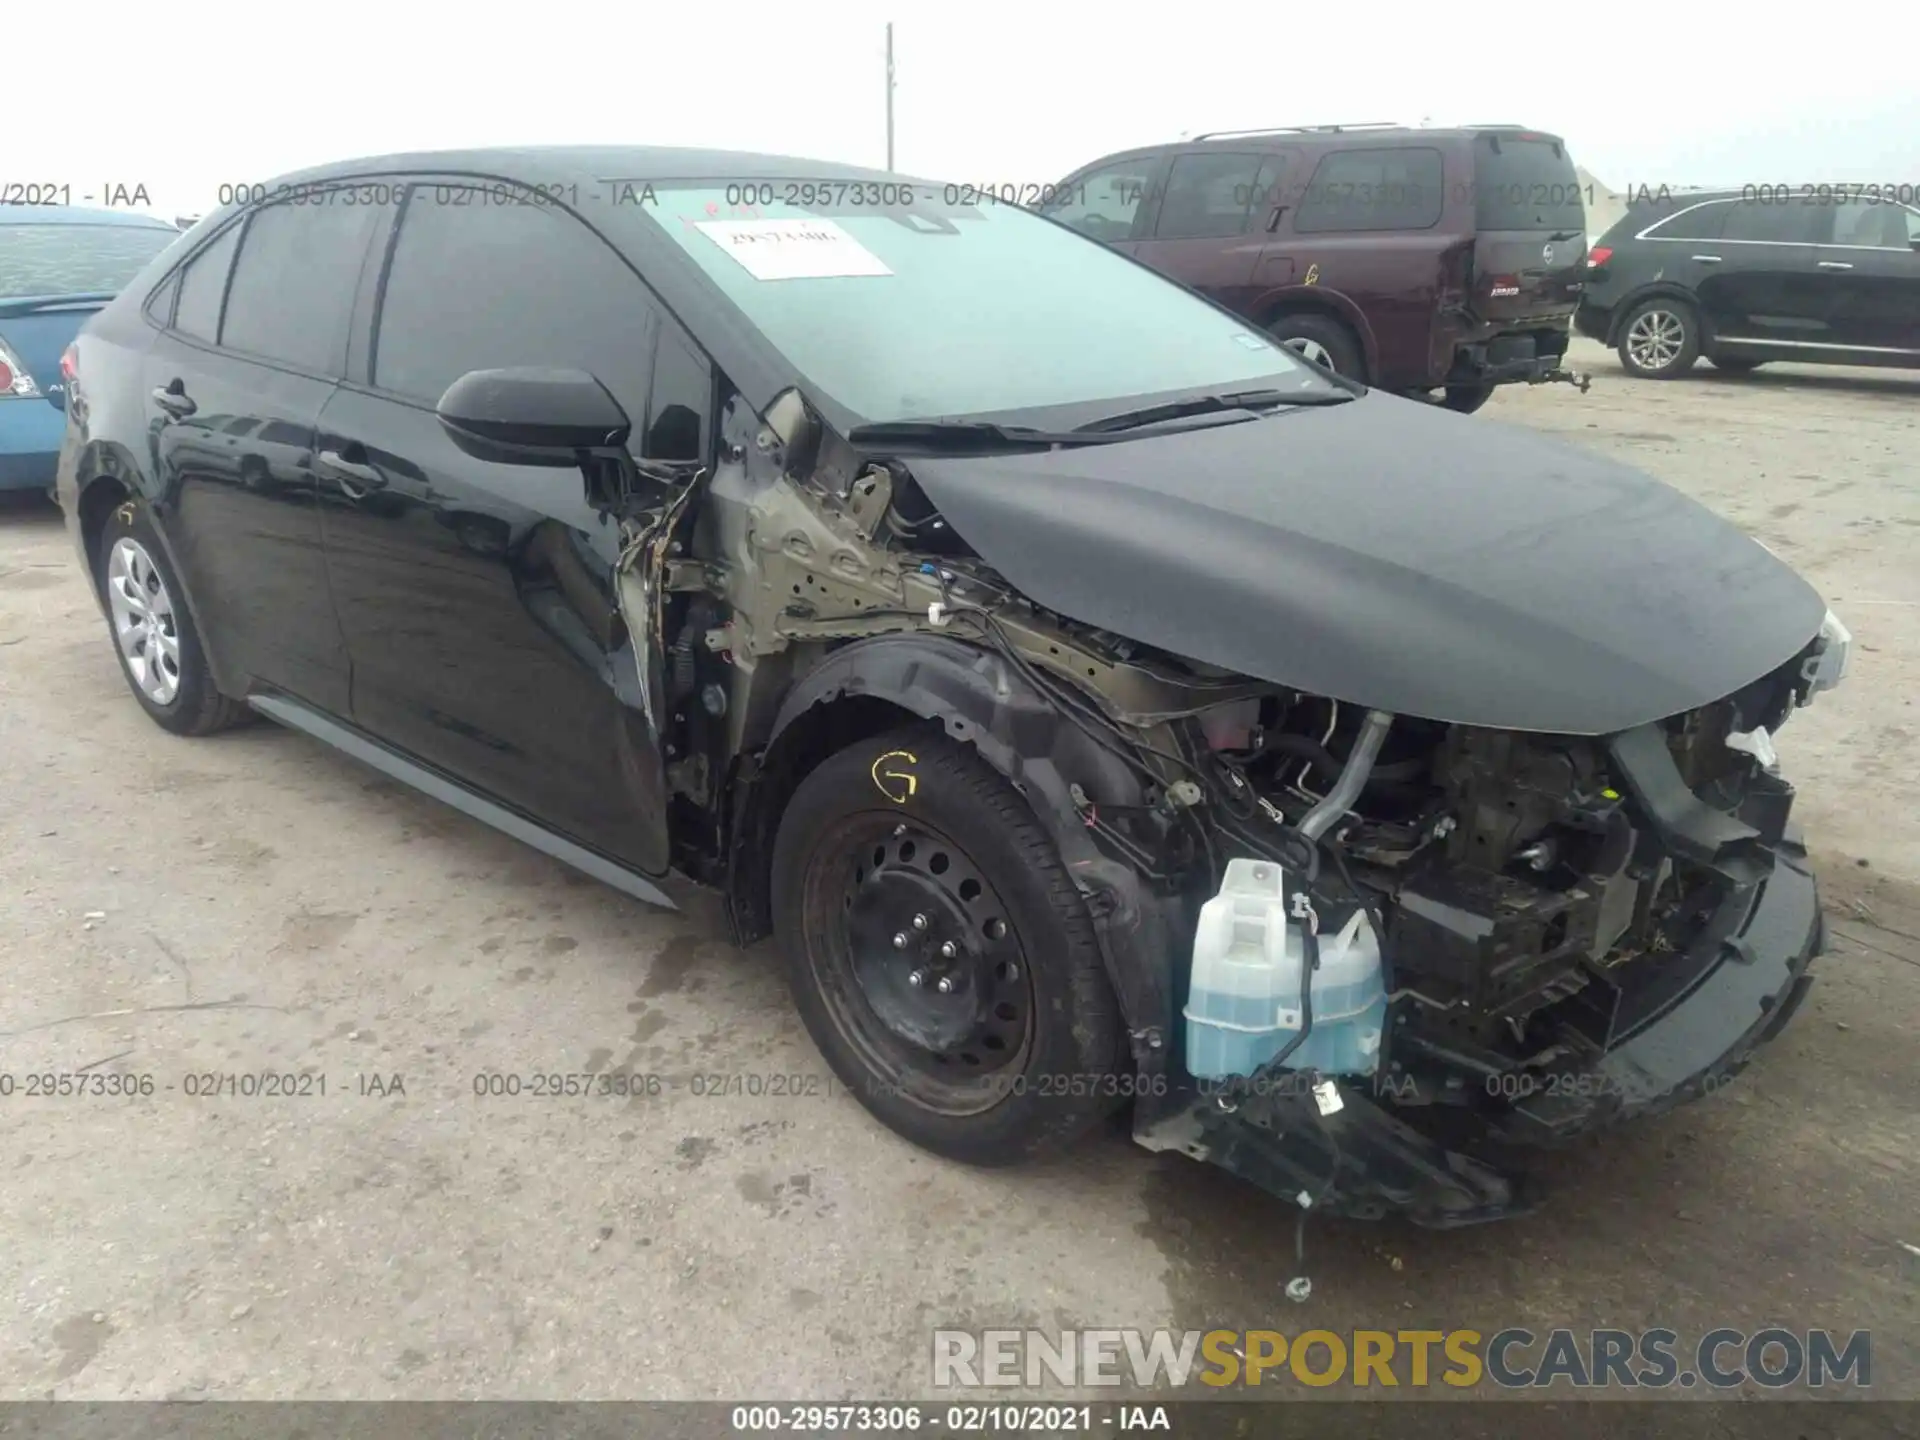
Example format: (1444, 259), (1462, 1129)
(15, 1), (1920, 217)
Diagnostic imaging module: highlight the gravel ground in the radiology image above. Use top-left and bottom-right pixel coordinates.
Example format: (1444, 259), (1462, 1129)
(1, 339), (1915, 1403)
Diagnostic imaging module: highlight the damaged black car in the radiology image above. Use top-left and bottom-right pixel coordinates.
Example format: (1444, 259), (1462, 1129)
(56, 148), (1853, 1227)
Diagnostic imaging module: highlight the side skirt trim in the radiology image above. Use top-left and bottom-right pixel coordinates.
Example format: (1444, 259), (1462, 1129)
(248, 693), (678, 913)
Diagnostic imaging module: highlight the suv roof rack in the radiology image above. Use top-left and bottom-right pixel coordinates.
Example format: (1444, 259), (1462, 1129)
(1191, 122), (1403, 140)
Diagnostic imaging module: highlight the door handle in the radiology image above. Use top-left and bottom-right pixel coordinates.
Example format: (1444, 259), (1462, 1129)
(150, 382), (196, 419)
(1265, 204), (1289, 233)
(1817, 260), (1854, 270)
(1691, 254), (1722, 263)
(316, 448), (389, 498)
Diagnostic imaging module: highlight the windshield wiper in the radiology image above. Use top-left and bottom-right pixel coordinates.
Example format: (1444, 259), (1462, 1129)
(846, 419), (1108, 451)
(1072, 386), (1354, 434)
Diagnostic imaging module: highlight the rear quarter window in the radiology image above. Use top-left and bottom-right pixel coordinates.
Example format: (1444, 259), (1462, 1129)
(0, 221), (180, 298)
(1472, 135), (1584, 231)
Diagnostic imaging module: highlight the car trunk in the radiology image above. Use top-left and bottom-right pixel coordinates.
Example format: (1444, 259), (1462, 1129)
(1466, 131), (1588, 327)
(0, 304), (97, 402)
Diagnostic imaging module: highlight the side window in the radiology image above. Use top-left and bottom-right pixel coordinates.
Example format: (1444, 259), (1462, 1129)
(1041, 158), (1161, 242)
(1720, 202), (1821, 245)
(373, 185), (662, 441)
(1827, 198), (1910, 249)
(1153, 152), (1264, 240)
(221, 195), (385, 373)
(171, 223), (242, 344)
(1646, 200), (1730, 241)
(1293, 147), (1445, 233)
(645, 325), (712, 461)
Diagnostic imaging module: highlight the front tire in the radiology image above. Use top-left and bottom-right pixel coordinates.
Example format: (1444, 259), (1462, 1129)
(1616, 298), (1700, 378)
(96, 498), (247, 736)
(771, 726), (1127, 1166)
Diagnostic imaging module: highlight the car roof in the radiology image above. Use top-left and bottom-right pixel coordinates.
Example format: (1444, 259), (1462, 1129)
(1192, 125), (1559, 144)
(270, 145), (927, 189)
(0, 204), (179, 229)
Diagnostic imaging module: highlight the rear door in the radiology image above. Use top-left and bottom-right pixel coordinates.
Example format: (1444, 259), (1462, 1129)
(1038, 152), (1170, 257)
(1694, 200), (1824, 345)
(1467, 131), (1588, 326)
(1812, 197), (1920, 358)
(1281, 144), (1449, 388)
(142, 195), (379, 713)
(316, 178), (703, 876)
(1127, 149), (1275, 315)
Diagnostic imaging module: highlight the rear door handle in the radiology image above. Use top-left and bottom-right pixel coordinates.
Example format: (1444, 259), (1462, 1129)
(316, 448), (388, 498)
(150, 383), (196, 419)
(1817, 260), (1854, 270)
(1691, 254), (1722, 263)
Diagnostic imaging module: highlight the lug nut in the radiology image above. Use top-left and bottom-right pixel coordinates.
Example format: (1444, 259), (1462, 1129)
(1005, 962), (1020, 980)
(939, 941), (958, 959)
(912, 913), (929, 932)
(908, 969), (927, 987)
(935, 976), (954, 995)
(893, 932), (909, 950)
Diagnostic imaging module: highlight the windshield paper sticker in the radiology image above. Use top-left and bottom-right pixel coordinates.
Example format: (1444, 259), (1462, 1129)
(694, 218), (894, 280)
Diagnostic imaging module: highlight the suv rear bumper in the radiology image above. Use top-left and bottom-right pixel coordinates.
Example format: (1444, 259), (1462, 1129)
(1442, 323), (1573, 389)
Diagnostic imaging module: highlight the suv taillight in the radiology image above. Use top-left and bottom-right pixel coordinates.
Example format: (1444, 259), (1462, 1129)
(1587, 246), (1612, 268)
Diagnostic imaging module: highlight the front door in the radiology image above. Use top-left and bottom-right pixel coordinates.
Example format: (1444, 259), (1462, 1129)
(1694, 199), (1824, 345)
(317, 179), (714, 877)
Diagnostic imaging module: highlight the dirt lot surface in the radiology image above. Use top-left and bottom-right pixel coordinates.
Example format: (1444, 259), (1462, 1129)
(2, 339), (1916, 1404)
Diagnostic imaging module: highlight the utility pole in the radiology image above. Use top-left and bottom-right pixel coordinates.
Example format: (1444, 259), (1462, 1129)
(885, 23), (896, 171)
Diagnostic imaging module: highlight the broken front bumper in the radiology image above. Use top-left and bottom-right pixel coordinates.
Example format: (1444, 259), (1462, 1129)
(1134, 829), (1823, 1228)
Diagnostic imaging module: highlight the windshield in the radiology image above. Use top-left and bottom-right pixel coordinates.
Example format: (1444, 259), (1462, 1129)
(639, 184), (1335, 425)
(1472, 134), (1585, 232)
(0, 220), (180, 298)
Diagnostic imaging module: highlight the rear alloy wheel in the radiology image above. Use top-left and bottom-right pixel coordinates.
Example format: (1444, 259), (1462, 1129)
(96, 498), (248, 736)
(1267, 313), (1364, 381)
(1440, 383), (1498, 415)
(1616, 299), (1700, 379)
(771, 727), (1127, 1165)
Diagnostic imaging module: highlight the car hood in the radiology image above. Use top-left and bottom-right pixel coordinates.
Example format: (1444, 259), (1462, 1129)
(905, 391), (1827, 735)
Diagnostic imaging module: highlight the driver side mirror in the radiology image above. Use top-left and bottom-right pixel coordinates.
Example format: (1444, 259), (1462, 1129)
(436, 367), (633, 468)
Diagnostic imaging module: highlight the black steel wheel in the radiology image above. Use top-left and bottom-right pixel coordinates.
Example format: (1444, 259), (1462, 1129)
(771, 726), (1127, 1165)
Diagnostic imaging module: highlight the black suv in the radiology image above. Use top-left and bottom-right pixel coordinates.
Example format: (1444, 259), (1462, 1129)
(1041, 124), (1592, 412)
(1578, 189), (1920, 378)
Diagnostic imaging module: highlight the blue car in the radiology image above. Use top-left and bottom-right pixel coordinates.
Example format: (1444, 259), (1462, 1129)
(1, 205), (183, 491)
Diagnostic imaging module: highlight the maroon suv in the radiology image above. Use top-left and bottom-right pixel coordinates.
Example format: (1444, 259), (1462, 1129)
(1041, 124), (1592, 412)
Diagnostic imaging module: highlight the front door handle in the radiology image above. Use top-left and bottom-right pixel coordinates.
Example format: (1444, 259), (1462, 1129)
(151, 382), (196, 419)
(316, 449), (389, 498)
(1691, 254), (1722, 263)
(1817, 260), (1854, 270)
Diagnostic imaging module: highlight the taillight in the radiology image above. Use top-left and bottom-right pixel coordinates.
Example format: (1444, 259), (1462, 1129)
(1587, 246), (1613, 268)
(60, 344), (78, 383)
(0, 336), (42, 399)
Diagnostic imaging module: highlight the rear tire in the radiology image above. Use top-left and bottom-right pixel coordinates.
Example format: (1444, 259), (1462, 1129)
(1615, 298), (1700, 379)
(95, 498), (248, 736)
(1440, 383), (1498, 414)
(1267, 313), (1365, 381)
(771, 725), (1127, 1166)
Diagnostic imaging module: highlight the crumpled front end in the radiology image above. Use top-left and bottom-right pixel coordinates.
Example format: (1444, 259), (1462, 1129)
(1133, 619), (1849, 1227)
